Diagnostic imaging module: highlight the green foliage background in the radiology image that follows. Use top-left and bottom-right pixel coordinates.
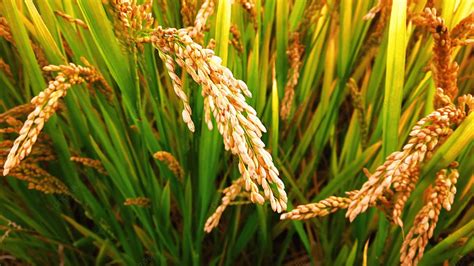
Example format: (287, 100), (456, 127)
(0, 0), (473, 265)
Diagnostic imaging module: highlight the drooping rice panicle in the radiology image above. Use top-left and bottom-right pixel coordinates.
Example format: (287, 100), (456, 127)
(281, 196), (352, 220)
(280, 32), (305, 120)
(2, 63), (107, 176)
(345, 102), (464, 221)
(70, 156), (107, 175)
(180, 0), (196, 27)
(153, 151), (185, 181)
(187, 0), (214, 43)
(399, 164), (459, 266)
(139, 27), (287, 212)
(204, 177), (244, 232)
(112, 0), (154, 47)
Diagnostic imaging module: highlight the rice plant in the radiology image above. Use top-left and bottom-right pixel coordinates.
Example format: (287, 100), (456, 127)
(0, 0), (473, 265)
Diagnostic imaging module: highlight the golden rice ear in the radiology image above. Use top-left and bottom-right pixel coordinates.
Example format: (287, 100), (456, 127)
(345, 101), (465, 222)
(143, 26), (288, 212)
(449, 12), (474, 43)
(400, 165), (459, 265)
(187, 0), (214, 43)
(111, 0), (154, 47)
(412, 8), (473, 108)
(280, 196), (352, 221)
(0, 59), (13, 79)
(180, 0), (196, 27)
(153, 151), (184, 181)
(280, 32), (305, 121)
(11, 163), (70, 195)
(2, 63), (108, 176)
(204, 177), (245, 233)
(54, 10), (89, 29)
(0, 17), (14, 44)
(391, 166), (420, 227)
(0, 104), (35, 124)
(229, 24), (244, 53)
(237, 0), (257, 30)
(70, 156), (107, 175)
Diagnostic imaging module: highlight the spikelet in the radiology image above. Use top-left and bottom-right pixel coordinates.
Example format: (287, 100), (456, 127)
(112, 0), (154, 47)
(278, 9), (473, 266)
(363, 0), (391, 21)
(10, 163), (70, 195)
(187, 0), (214, 43)
(0, 17), (14, 43)
(124, 197), (151, 207)
(70, 156), (107, 175)
(206, 38), (216, 50)
(1, 109), (56, 165)
(180, 0), (196, 27)
(0, 104), (35, 123)
(2, 63), (107, 176)
(157, 51), (195, 132)
(399, 164), (459, 266)
(153, 151), (184, 181)
(412, 8), (473, 107)
(204, 177), (244, 232)
(391, 166), (420, 227)
(140, 26), (287, 212)
(345, 103), (464, 221)
(450, 12), (474, 45)
(0, 58), (13, 79)
(237, 0), (257, 30)
(0, 117), (22, 134)
(54, 11), (88, 29)
(204, 96), (213, 130)
(281, 196), (352, 220)
(280, 32), (305, 120)
(458, 94), (474, 114)
(229, 24), (243, 53)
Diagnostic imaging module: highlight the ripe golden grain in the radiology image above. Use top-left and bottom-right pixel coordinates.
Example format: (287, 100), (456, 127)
(187, 0), (214, 43)
(204, 177), (244, 232)
(180, 0), (196, 27)
(70, 156), (107, 175)
(400, 165), (459, 265)
(153, 151), (184, 181)
(2, 63), (107, 176)
(346, 103), (464, 221)
(54, 10), (88, 29)
(112, 0), (154, 47)
(140, 26), (287, 212)
(281, 196), (352, 220)
(280, 32), (305, 120)
(280, 9), (473, 265)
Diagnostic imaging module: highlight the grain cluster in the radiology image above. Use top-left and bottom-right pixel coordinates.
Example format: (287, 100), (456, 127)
(281, 8), (473, 265)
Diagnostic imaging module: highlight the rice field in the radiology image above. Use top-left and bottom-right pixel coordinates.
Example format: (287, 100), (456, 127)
(0, 0), (473, 265)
